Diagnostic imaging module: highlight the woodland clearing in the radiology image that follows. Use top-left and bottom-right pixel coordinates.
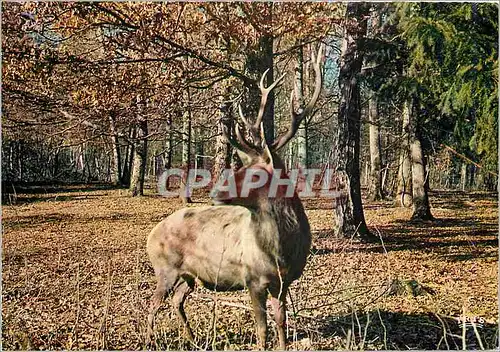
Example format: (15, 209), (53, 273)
(2, 185), (498, 350)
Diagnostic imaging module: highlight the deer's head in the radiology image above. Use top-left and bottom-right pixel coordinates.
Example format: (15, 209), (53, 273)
(212, 44), (324, 207)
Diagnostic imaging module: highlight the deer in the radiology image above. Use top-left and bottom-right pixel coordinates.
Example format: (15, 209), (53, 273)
(146, 43), (324, 350)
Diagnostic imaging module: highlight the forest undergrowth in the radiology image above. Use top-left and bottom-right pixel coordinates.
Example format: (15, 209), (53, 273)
(2, 185), (498, 350)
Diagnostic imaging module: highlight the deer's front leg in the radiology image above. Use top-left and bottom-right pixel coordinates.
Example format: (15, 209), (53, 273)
(270, 292), (287, 350)
(146, 270), (178, 346)
(249, 285), (268, 350)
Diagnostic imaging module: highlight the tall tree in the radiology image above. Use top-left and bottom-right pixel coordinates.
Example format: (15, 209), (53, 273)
(333, 3), (374, 240)
(395, 100), (413, 207)
(408, 97), (433, 220)
(294, 42), (307, 169)
(129, 95), (148, 196)
(366, 5), (385, 200)
(108, 111), (122, 186)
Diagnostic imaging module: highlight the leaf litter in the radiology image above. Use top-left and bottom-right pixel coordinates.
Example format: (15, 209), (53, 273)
(2, 187), (498, 350)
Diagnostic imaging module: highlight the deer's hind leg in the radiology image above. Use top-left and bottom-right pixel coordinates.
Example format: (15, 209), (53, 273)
(146, 269), (179, 346)
(172, 277), (195, 343)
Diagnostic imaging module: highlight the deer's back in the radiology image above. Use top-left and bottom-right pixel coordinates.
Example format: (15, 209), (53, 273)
(147, 206), (281, 290)
(147, 204), (310, 291)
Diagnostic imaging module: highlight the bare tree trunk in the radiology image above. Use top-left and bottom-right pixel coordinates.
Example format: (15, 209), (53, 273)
(195, 126), (204, 168)
(395, 101), (413, 207)
(287, 142), (295, 169)
(84, 146), (92, 182)
(244, 9), (274, 146)
(164, 117), (173, 189)
(381, 164), (389, 193)
(52, 149), (60, 179)
(469, 164), (475, 189)
(180, 89), (192, 203)
(368, 96), (384, 200)
(365, 4), (384, 200)
(17, 141), (24, 181)
(121, 127), (135, 187)
(333, 2), (373, 241)
(129, 97), (148, 196)
(295, 43), (307, 169)
(109, 113), (122, 186)
(460, 162), (468, 191)
(213, 94), (232, 183)
(409, 100), (433, 221)
(78, 145), (85, 180)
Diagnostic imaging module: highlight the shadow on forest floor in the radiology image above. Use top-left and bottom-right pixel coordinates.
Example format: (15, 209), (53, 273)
(4, 212), (139, 230)
(334, 222), (498, 261)
(2, 182), (124, 205)
(310, 191), (498, 261)
(296, 310), (499, 350)
(1, 182), (214, 206)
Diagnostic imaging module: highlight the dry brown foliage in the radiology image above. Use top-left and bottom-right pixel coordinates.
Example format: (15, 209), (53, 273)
(2, 186), (498, 350)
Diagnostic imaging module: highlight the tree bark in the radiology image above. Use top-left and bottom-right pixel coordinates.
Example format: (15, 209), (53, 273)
(244, 11), (274, 146)
(333, 2), (373, 241)
(195, 125), (204, 168)
(295, 43), (307, 168)
(213, 93), (232, 183)
(409, 99), (433, 221)
(164, 117), (173, 189)
(121, 127), (135, 187)
(365, 5), (385, 200)
(180, 88), (192, 203)
(395, 100), (413, 207)
(368, 96), (384, 200)
(460, 162), (468, 191)
(108, 112), (122, 186)
(129, 97), (148, 196)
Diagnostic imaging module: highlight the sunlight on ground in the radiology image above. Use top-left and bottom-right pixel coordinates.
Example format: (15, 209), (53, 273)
(2, 187), (498, 350)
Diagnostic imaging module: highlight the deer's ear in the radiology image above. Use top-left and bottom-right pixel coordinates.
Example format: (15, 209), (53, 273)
(236, 149), (253, 166)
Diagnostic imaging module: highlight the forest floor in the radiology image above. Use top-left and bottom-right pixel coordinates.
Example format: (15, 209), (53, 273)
(2, 185), (498, 350)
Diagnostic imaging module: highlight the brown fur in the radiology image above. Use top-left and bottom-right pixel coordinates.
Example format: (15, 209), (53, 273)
(146, 154), (311, 350)
(146, 50), (323, 348)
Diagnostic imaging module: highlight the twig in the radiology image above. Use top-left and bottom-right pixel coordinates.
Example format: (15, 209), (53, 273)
(98, 263), (113, 349)
(471, 320), (485, 350)
(360, 311), (370, 350)
(134, 245), (143, 342)
(434, 313), (450, 350)
(462, 306), (467, 350)
(441, 143), (498, 177)
(354, 309), (361, 348)
(350, 304), (356, 348)
(376, 308), (388, 350)
(211, 298), (218, 350)
(74, 263), (81, 348)
(193, 294), (251, 311)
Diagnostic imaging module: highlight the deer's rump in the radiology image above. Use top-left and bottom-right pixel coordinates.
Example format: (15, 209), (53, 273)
(147, 206), (286, 291)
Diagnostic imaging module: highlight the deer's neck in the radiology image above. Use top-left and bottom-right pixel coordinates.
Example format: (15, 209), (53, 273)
(250, 196), (310, 278)
(252, 196), (306, 245)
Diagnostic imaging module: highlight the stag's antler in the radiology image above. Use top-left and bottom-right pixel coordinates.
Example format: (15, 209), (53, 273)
(237, 69), (287, 134)
(222, 122), (256, 157)
(271, 43), (325, 151)
(222, 43), (324, 156)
